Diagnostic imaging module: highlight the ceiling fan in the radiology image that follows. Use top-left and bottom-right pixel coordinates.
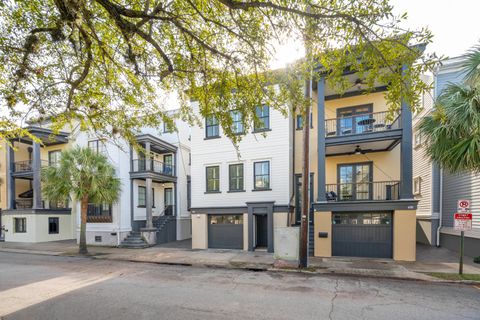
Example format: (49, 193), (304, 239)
(350, 145), (373, 155)
(350, 78), (367, 90)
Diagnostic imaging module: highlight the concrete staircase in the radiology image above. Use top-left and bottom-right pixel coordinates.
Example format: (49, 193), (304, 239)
(118, 231), (149, 249)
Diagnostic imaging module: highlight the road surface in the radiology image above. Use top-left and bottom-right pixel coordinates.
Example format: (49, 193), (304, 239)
(0, 252), (478, 320)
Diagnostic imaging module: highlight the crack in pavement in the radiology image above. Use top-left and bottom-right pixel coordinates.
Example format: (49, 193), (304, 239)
(328, 279), (339, 320)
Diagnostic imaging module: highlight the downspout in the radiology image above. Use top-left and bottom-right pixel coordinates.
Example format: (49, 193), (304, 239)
(436, 167), (443, 247)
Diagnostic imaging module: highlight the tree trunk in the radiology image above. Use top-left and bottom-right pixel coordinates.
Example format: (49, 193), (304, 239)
(79, 196), (89, 255)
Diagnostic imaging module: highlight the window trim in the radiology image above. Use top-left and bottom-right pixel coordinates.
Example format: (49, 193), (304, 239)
(137, 186), (156, 208)
(230, 110), (245, 135)
(14, 218), (27, 233)
(48, 217), (59, 234)
(88, 139), (106, 154)
(253, 160), (271, 191)
(205, 115), (220, 139)
(253, 105), (271, 132)
(414, 131), (423, 148)
(205, 165), (221, 193)
(48, 150), (62, 167)
(228, 163), (245, 192)
(413, 176), (422, 195)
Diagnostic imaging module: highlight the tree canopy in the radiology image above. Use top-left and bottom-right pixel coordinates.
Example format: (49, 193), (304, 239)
(419, 45), (480, 173)
(0, 0), (437, 143)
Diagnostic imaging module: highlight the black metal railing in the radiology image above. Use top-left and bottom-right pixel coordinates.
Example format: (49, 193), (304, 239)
(132, 159), (175, 176)
(12, 160), (50, 173)
(325, 111), (401, 138)
(15, 198), (33, 209)
(325, 181), (400, 201)
(87, 204), (112, 223)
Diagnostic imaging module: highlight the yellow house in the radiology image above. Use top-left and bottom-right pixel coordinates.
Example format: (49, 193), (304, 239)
(294, 75), (417, 261)
(0, 127), (75, 243)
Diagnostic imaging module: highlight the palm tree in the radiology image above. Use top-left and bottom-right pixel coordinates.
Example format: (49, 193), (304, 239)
(419, 45), (480, 173)
(42, 147), (121, 254)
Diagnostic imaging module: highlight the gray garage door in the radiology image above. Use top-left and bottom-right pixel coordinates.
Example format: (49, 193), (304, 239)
(208, 215), (243, 249)
(332, 212), (392, 258)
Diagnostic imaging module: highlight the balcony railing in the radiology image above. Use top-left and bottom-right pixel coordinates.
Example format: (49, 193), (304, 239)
(12, 160), (50, 173)
(325, 111), (401, 138)
(15, 198), (34, 209)
(325, 181), (400, 201)
(87, 204), (112, 223)
(132, 159), (175, 176)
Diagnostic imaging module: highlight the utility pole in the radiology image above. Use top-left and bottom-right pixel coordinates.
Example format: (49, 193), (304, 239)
(299, 14), (313, 268)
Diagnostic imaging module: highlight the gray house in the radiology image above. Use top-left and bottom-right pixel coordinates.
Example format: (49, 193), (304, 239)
(414, 56), (480, 257)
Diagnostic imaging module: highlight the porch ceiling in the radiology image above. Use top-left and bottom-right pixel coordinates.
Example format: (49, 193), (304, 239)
(326, 139), (399, 156)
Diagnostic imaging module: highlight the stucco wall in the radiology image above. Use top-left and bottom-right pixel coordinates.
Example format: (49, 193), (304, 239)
(325, 146), (401, 185)
(191, 213), (208, 249)
(314, 211), (332, 257)
(393, 210), (416, 261)
(4, 213), (74, 242)
(243, 213), (248, 250)
(324, 92), (389, 119)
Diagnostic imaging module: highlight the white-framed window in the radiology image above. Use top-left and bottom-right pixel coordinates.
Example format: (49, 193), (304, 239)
(88, 139), (106, 155)
(414, 131), (423, 148)
(413, 176), (422, 195)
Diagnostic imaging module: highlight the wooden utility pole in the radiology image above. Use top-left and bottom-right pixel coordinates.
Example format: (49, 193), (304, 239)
(299, 15), (313, 268)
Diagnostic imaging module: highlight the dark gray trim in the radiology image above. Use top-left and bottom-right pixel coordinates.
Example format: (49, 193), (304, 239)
(313, 199), (418, 212)
(325, 86), (388, 101)
(205, 115), (220, 139)
(9, 126), (69, 146)
(32, 141), (42, 209)
(336, 103), (373, 117)
(431, 162), (441, 213)
(2, 208), (72, 215)
(337, 162), (373, 201)
(191, 204), (290, 215)
(205, 165), (220, 193)
(135, 134), (177, 153)
(317, 77), (326, 202)
(247, 202), (274, 253)
(227, 190), (246, 193)
(400, 63), (413, 199)
(203, 136), (221, 140)
(325, 129), (402, 146)
(7, 143), (15, 210)
(253, 160), (270, 191)
(129, 171), (177, 183)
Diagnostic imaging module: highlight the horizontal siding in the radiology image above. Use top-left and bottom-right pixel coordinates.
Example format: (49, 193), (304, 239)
(442, 171), (480, 230)
(413, 144), (432, 216)
(435, 70), (466, 98)
(190, 102), (292, 208)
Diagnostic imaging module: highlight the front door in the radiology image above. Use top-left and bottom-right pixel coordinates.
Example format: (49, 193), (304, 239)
(337, 105), (373, 135)
(164, 188), (173, 215)
(256, 215), (268, 248)
(338, 163), (372, 201)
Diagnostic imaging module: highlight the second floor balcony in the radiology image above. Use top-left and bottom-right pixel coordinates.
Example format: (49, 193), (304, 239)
(325, 181), (400, 202)
(130, 159), (176, 183)
(325, 111), (401, 138)
(11, 160), (50, 176)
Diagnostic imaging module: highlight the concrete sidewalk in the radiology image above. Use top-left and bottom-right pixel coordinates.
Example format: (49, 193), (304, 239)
(0, 240), (478, 282)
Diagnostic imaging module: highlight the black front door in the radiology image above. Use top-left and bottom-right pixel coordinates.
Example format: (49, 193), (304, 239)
(256, 215), (268, 248)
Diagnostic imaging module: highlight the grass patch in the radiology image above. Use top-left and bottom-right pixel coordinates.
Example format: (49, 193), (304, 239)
(427, 272), (480, 281)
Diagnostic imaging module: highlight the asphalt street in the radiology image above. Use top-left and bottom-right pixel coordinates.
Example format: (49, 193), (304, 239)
(0, 252), (478, 320)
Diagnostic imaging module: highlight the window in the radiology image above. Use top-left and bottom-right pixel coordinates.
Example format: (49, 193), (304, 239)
(206, 166), (220, 192)
(210, 215), (243, 225)
(254, 105), (270, 131)
(296, 113), (313, 130)
(413, 176), (422, 195)
(229, 164), (244, 191)
(163, 154), (173, 175)
(14, 218), (26, 233)
(163, 121), (173, 133)
(138, 186), (155, 207)
(205, 115), (219, 138)
(254, 161), (270, 190)
(88, 140), (106, 154)
(50, 199), (68, 209)
(87, 203), (111, 216)
(48, 217), (59, 234)
(48, 150), (61, 167)
(414, 131), (423, 148)
(230, 110), (244, 134)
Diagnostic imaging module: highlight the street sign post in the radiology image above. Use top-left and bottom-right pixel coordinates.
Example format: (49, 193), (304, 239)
(455, 200), (472, 275)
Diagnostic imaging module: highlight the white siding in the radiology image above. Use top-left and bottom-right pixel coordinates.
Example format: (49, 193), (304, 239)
(190, 102), (292, 208)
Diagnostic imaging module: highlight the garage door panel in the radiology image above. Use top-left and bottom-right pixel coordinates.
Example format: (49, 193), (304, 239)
(332, 213), (392, 258)
(208, 215), (243, 249)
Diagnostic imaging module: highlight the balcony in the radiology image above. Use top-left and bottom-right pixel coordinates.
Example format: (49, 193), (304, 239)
(130, 159), (176, 182)
(325, 181), (400, 202)
(11, 160), (50, 177)
(325, 111), (401, 138)
(324, 111), (403, 156)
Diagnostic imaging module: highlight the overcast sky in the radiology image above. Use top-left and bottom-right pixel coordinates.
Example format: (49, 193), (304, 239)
(271, 0), (480, 68)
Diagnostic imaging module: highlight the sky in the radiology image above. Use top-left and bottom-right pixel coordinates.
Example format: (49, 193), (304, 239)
(270, 0), (480, 69)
